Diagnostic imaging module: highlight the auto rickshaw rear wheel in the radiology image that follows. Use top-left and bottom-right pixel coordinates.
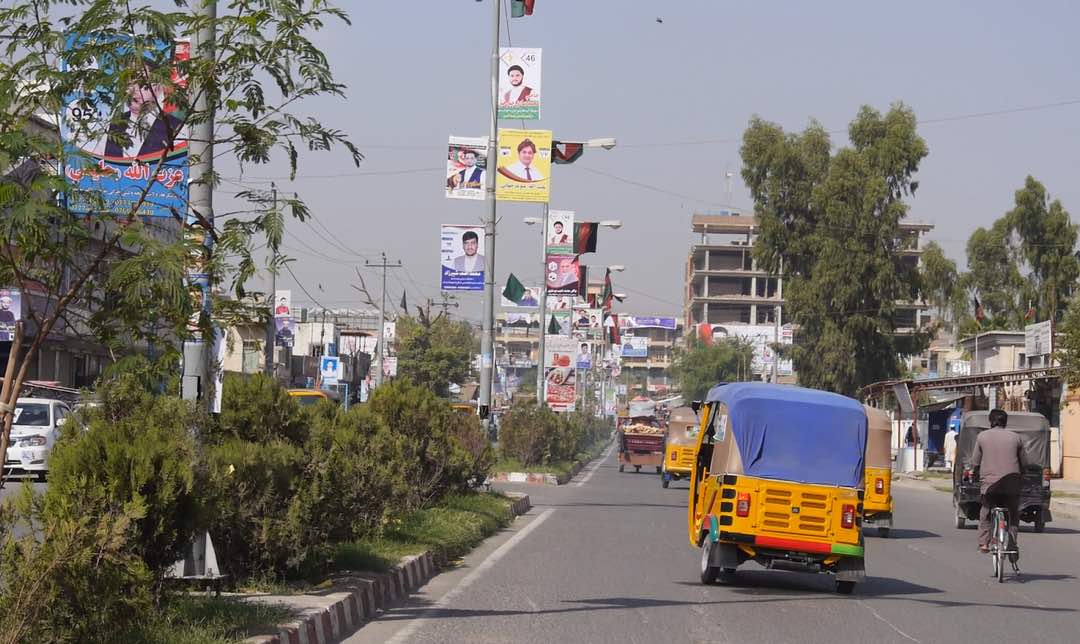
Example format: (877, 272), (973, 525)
(835, 580), (855, 595)
(954, 512), (966, 529)
(700, 541), (719, 584)
(634, 465), (641, 472)
(661, 477), (670, 488)
(1034, 513), (1046, 533)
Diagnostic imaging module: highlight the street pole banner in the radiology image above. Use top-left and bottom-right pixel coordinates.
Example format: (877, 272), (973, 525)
(274, 290), (291, 318)
(498, 47), (542, 120)
(621, 335), (649, 358)
(274, 317), (296, 348)
(383, 356), (398, 378)
(572, 306), (603, 340)
(547, 295), (573, 336)
(0, 288), (22, 342)
(495, 129), (551, 203)
(440, 224), (485, 291)
(544, 334), (577, 412)
(545, 254), (580, 295)
(621, 316), (677, 330)
(546, 210), (574, 254)
(501, 284), (541, 308)
(61, 35), (190, 218)
(446, 136), (488, 200)
(320, 355), (342, 386)
(575, 341), (593, 370)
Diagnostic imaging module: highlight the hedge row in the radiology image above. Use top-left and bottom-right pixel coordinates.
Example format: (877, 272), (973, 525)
(498, 401), (612, 467)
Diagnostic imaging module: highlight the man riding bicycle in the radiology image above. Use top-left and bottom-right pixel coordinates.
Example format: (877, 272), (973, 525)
(972, 409), (1030, 557)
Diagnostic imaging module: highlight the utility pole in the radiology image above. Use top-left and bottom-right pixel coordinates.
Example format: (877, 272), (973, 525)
(264, 182), (278, 377)
(771, 304), (780, 383)
(434, 293), (460, 318)
(535, 203), (549, 401)
(365, 253), (402, 387)
(478, 0), (501, 423)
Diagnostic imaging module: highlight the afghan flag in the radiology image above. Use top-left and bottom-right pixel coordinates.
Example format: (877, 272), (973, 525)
(548, 313), (560, 334)
(588, 293), (598, 308)
(510, 0), (536, 18)
(574, 222), (597, 254)
(399, 290), (408, 313)
(600, 268), (614, 310)
(973, 295), (985, 322)
(502, 273), (527, 304)
(552, 140), (584, 164)
(607, 313), (620, 345)
(577, 265), (588, 297)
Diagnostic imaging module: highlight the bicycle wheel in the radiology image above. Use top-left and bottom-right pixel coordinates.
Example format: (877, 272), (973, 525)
(995, 511), (1006, 583)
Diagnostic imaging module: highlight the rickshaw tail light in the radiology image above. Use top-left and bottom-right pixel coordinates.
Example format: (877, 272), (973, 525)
(736, 493), (751, 517)
(874, 478), (884, 494)
(841, 504), (856, 529)
(671, 452), (678, 461)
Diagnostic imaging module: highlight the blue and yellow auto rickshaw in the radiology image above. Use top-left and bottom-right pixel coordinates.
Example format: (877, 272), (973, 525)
(662, 406), (699, 488)
(689, 383), (867, 594)
(862, 405), (894, 537)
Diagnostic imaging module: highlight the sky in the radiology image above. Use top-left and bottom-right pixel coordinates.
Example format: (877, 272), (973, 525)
(220, 0), (1080, 323)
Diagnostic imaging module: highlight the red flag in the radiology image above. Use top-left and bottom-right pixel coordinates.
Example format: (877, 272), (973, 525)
(1024, 302), (1036, 321)
(574, 222), (598, 254)
(601, 268), (614, 310)
(608, 313), (620, 345)
(697, 322), (714, 346)
(552, 140), (584, 164)
(973, 296), (985, 322)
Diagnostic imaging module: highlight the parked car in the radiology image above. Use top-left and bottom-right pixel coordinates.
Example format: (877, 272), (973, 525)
(4, 398), (73, 481)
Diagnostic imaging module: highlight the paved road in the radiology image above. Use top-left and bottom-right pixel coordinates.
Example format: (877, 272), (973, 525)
(349, 443), (1080, 643)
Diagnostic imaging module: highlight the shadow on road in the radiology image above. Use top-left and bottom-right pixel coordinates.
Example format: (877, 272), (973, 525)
(1037, 526), (1080, 535)
(870, 528), (940, 539)
(1012, 572), (1076, 583)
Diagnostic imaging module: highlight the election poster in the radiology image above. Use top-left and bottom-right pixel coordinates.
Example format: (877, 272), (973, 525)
(273, 290), (291, 318)
(446, 136), (488, 200)
(621, 335), (649, 358)
(440, 224), (485, 291)
(274, 317), (296, 348)
(495, 129), (551, 203)
(620, 316), (677, 330)
(545, 254), (580, 295)
(546, 210), (574, 254)
(498, 47), (541, 120)
(504, 312), (536, 327)
(575, 341), (593, 370)
(0, 288), (22, 342)
(546, 295), (572, 336)
(501, 284), (540, 308)
(544, 335), (577, 412)
(61, 35), (190, 218)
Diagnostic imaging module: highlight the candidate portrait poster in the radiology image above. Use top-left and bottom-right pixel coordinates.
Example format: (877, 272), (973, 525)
(495, 129), (551, 203)
(501, 284), (540, 308)
(545, 254), (580, 295)
(546, 210), (573, 254)
(275, 316), (296, 348)
(621, 335), (649, 358)
(446, 136), (487, 200)
(440, 224), (484, 291)
(498, 47), (541, 120)
(0, 288), (22, 342)
(575, 341), (593, 370)
(273, 290), (291, 318)
(544, 335), (576, 412)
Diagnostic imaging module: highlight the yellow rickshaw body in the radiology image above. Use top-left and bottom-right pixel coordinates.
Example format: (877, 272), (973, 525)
(663, 407), (699, 477)
(862, 405), (894, 531)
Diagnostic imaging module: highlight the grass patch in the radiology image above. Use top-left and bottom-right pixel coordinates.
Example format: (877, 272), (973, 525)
(129, 595), (296, 644)
(336, 492), (514, 572)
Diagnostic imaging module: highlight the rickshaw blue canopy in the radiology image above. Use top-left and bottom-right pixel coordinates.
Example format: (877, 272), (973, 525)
(705, 383), (867, 488)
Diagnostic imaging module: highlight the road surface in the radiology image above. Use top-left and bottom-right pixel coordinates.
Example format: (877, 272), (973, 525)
(353, 445), (1080, 643)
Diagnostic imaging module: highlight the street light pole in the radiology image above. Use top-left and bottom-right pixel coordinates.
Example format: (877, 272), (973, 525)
(478, 0), (501, 421)
(535, 203), (550, 398)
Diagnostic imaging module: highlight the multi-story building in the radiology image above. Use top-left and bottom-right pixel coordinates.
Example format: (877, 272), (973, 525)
(617, 317), (682, 396)
(684, 212), (934, 332)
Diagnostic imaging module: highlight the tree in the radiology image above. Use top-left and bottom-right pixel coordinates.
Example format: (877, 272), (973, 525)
(1007, 175), (1078, 323)
(1057, 296), (1080, 390)
(672, 336), (753, 402)
(395, 310), (477, 398)
(741, 104), (930, 396)
(920, 240), (959, 332)
(962, 219), (1031, 330)
(0, 1), (360, 461)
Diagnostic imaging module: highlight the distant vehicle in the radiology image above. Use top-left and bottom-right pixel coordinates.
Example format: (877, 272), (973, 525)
(4, 398), (73, 481)
(288, 389), (330, 407)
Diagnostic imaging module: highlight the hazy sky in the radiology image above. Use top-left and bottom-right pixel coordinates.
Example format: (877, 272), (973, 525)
(222, 0), (1080, 323)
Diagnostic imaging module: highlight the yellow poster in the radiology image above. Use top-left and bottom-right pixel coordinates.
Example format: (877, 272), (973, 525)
(495, 128), (551, 203)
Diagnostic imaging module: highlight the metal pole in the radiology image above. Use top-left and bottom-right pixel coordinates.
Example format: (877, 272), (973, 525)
(478, 0), (501, 421)
(376, 252), (387, 387)
(264, 182), (277, 377)
(536, 203), (549, 402)
(771, 304), (779, 383)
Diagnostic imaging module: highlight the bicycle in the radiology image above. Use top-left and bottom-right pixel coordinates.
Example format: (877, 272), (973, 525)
(988, 506), (1019, 583)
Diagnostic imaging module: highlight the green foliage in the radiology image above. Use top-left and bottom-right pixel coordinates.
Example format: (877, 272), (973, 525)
(963, 218), (1032, 330)
(920, 240), (962, 332)
(1056, 297), (1080, 390)
(216, 373), (306, 444)
(671, 336), (754, 401)
(395, 314), (477, 397)
(44, 375), (203, 586)
(498, 402), (608, 467)
(124, 595), (296, 644)
(742, 103), (931, 395)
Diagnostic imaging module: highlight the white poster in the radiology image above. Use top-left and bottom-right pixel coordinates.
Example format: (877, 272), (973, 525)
(273, 290), (291, 318)
(498, 47), (541, 120)
(446, 135), (488, 200)
(544, 334), (577, 412)
(576, 341), (593, 370)
(441, 224), (485, 291)
(546, 210), (574, 254)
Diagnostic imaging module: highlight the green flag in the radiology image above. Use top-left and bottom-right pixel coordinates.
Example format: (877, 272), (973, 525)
(502, 273), (526, 304)
(548, 314), (560, 334)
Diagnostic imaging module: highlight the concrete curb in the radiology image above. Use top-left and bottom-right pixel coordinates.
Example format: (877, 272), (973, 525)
(892, 476), (1080, 520)
(488, 440), (611, 486)
(243, 493), (531, 644)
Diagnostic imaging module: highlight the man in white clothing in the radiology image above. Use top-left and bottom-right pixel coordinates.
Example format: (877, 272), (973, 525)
(501, 139), (544, 182)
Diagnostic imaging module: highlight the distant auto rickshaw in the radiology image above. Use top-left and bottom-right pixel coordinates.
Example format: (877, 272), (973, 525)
(862, 405), (894, 537)
(689, 383), (867, 594)
(288, 389), (329, 407)
(953, 410), (1052, 532)
(662, 406), (699, 488)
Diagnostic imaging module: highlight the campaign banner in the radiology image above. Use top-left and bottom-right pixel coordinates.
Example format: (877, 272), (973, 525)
(446, 136), (488, 200)
(62, 35), (189, 218)
(706, 324), (794, 375)
(273, 290), (291, 318)
(275, 317), (296, 348)
(620, 335), (649, 358)
(440, 224), (485, 291)
(501, 284), (540, 308)
(545, 254), (580, 295)
(544, 335), (577, 412)
(546, 210), (574, 254)
(575, 341), (593, 370)
(621, 316), (677, 330)
(498, 47), (541, 120)
(546, 295), (573, 336)
(504, 312), (536, 326)
(0, 288), (22, 342)
(383, 356), (398, 378)
(495, 129), (551, 203)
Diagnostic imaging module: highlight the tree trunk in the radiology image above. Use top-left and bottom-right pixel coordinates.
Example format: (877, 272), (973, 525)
(0, 323), (25, 487)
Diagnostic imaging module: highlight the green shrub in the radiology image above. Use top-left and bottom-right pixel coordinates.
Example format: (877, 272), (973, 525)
(203, 438), (306, 581)
(44, 375), (203, 587)
(215, 373), (306, 444)
(498, 401), (562, 466)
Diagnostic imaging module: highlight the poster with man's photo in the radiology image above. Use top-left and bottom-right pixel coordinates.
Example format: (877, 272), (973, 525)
(575, 341), (593, 370)
(275, 316), (296, 348)
(544, 334), (576, 412)
(0, 288), (22, 342)
(446, 136), (488, 200)
(495, 128), (551, 203)
(498, 47), (541, 120)
(440, 224), (484, 291)
(501, 284), (540, 308)
(546, 210), (573, 254)
(545, 254), (580, 295)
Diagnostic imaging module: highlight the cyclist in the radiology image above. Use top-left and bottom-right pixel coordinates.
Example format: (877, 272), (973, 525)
(972, 409), (1030, 557)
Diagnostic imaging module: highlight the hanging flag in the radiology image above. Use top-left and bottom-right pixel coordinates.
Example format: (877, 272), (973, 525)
(502, 273), (527, 304)
(1024, 301), (1036, 321)
(608, 313), (621, 345)
(400, 290), (408, 313)
(548, 313), (561, 334)
(552, 140), (585, 165)
(574, 222), (598, 254)
(510, 0), (536, 18)
(601, 268), (614, 310)
(973, 295), (985, 322)
(588, 293), (597, 308)
(577, 265), (588, 298)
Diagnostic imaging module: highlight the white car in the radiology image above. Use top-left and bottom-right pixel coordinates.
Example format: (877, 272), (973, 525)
(4, 398), (72, 481)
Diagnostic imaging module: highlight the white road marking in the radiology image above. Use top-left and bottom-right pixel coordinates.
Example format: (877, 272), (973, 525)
(574, 441), (616, 487)
(858, 600), (922, 643)
(385, 508), (556, 644)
